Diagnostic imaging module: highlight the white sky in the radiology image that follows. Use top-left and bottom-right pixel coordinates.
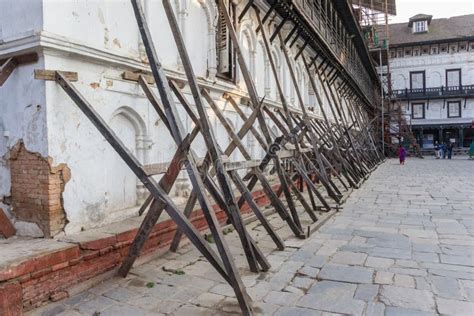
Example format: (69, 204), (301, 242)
(389, 0), (474, 24)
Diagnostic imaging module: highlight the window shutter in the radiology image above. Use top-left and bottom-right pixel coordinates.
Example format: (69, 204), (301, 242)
(217, 2), (230, 73)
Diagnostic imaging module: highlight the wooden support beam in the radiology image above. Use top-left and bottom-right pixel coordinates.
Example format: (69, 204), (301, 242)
(219, 3), (304, 233)
(238, 0), (254, 22)
(294, 41), (308, 61)
(224, 97), (306, 238)
(269, 15), (289, 42)
(203, 89), (289, 251)
(52, 71), (231, 286)
(123, 71), (155, 84)
(34, 70), (78, 82)
(1, 53), (38, 86)
(130, 1), (253, 313)
(0, 58), (17, 86)
(284, 24), (298, 45)
(289, 30), (301, 48)
(302, 55), (358, 187)
(255, 0), (276, 34)
(277, 32), (341, 202)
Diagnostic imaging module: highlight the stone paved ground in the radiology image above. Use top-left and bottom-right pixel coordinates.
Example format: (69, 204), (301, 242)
(32, 158), (474, 316)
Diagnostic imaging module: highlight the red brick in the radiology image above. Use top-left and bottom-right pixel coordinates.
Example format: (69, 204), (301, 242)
(51, 261), (69, 272)
(50, 291), (68, 302)
(99, 246), (114, 256)
(69, 257), (82, 266)
(0, 208), (16, 238)
(7, 187), (276, 313)
(31, 267), (52, 279)
(9, 141), (70, 237)
(0, 260), (36, 282)
(17, 273), (32, 284)
(80, 235), (117, 251)
(116, 229), (138, 242)
(34, 246), (80, 271)
(82, 250), (100, 261)
(0, 282), (22, 316)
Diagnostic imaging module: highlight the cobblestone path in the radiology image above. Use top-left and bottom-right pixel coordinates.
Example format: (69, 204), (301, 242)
(33, 158), (474, 315)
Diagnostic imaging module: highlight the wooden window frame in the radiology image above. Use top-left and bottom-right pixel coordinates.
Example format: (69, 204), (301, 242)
(447, 101), (461, 118)
(414, 21), (426, 33)
(410, 71), (425, 91)
(412, 102), (425, 119)
(215, 0), (236, 83)
(446, 68), (462, 87)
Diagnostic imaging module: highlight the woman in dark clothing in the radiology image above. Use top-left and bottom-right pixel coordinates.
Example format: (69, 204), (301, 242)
(441, 142), (446, 159)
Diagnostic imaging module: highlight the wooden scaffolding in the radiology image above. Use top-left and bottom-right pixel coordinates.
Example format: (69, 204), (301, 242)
(34, 0), (384, 314)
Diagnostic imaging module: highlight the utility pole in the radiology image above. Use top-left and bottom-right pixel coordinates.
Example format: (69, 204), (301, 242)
(379, 48), (385, 156)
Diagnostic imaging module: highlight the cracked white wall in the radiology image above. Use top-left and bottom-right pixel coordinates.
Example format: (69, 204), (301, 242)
(1, 0), (333, 235)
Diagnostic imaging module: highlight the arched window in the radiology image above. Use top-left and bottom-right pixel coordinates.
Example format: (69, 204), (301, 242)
(106, 107), (149, 210)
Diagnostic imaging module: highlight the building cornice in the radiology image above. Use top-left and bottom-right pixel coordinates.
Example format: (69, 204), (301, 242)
(390, 36), (474, 49)
(389, 53), (474, 70)
(0, 31), (326, 122)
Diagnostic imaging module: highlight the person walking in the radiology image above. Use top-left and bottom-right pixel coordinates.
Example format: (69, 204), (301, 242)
(398, 145), (407, 165)
(434, 141), (440, 159)
(469, 141), (474, 160)
(447, 142), (454, 159)
(440, 142), (446, 159)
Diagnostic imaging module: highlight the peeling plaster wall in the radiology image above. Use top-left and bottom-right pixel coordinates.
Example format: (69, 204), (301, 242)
(0, 0), (46, 236)
(44, 55), (190, 233)
(1, 0), (344, 235)
(0, 58), (48, 236)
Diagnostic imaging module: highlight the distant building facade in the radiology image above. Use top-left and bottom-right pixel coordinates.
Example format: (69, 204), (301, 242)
(388, 14), (474, 149)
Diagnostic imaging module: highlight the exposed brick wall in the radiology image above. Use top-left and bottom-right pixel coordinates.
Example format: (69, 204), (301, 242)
(0, 185), (277, 314)
(9, 141), (70, 237)
(0, 282), (22, 316)
(0, 207), (16, 238)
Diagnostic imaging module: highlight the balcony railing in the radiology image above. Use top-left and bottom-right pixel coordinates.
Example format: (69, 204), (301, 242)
(293, 0), (376, 103)
(390, 85), (474, 100)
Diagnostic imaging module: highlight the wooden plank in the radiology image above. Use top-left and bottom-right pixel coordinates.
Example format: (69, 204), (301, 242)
(14, 52), (39, 65)
(201, 175), (271, 271)
(144, 158), (261, 175)
(35, 70), (78, 82)
(224, 94), (268, 149)
(137, 194), (153, 216)
(0, 53), (39, 86)
(0, 58), (17, 86)
(229, 171), (285, 250)
(223, 159), (261, 171)
(123, 70), (155, 84)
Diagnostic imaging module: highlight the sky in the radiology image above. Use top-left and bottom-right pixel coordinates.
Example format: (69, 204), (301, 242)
(389, 0), (474, 23)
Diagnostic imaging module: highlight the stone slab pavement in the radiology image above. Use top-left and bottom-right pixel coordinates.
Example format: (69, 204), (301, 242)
(31, 158), (474, 315)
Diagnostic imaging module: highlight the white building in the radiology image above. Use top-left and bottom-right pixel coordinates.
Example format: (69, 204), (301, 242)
(388, 14), (474, 149)
(0, 0), (379, 238)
